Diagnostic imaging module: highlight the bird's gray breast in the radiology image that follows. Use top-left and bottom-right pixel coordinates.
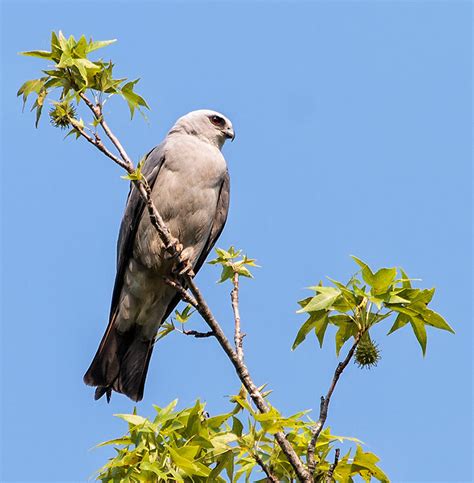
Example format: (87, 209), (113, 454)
(134, 134), (227, 270)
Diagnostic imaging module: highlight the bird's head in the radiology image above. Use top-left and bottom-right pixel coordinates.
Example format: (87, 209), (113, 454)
(170, 109), (235, 149)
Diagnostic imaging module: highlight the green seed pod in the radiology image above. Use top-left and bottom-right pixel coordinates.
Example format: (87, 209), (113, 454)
(355, 333), (381, 369)
(49, 102), (76, 129)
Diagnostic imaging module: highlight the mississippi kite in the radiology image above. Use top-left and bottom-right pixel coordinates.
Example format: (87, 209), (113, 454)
(84, 110), (234, 402)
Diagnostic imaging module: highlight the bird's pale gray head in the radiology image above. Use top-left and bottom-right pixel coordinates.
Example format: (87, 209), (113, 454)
(169, 109), (235, 149)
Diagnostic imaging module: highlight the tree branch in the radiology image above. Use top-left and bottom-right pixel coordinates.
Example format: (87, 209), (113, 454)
(307, 334), (361, 475)
(182, 329), (215, 338)
(184, 276), (312, 481)
(325, 448), (340, 482)
(231, 272), (244, 361)
(79, 92), (133, 169)
(74, 97), (312, 482)
(162, 277), (197, 307)
(254, 452), (279, 483)
(68, 118), (132, 172)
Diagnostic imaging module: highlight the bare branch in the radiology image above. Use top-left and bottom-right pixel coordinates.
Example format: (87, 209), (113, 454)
(325, 448), (340, 482)
(68, 118), (131, 171)
(79, 92), (133, 169)
(231, 272), (244, 362)
(182, 329), (215, 338)
(254, 452), (279, 483)
(307, 334), (361, 475)
(162, 277), (198, 307)
(184, 276), (312, 481)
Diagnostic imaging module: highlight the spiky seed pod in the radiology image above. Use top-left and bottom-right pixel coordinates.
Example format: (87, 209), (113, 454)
(355, 333), (381, 369)
(49, 102), (76, 129)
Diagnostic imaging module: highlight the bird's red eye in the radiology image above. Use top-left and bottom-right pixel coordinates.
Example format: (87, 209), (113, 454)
(210, 115), (225, 127)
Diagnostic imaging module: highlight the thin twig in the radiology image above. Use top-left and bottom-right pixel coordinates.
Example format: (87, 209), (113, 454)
(254, 452), (279, 483)
(162, 277), (197, 307)
(182, 329), (215, 338)
(68, 118), (131, 172)
(79, 92), (133, 169)
(185, 276), (312, 481)
(307, 334), (361, 476)
(325, 448), (340, 482)
(231, 272), (244, 362)
(74, 95), (312, 482)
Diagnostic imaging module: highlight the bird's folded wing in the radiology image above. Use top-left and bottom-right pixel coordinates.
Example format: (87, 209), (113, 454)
(110, 144), (167, 321)
(194, 170), (230, 274)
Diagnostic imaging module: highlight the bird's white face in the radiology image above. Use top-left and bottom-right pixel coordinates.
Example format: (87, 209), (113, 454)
(172, 109), (235, 149)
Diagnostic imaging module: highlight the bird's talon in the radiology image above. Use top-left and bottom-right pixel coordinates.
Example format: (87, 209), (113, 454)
(165, 238), (183, 254)
(178, 262), (195, 278)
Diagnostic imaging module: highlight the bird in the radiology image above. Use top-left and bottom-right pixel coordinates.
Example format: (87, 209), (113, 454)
(83, 109), (234, 402)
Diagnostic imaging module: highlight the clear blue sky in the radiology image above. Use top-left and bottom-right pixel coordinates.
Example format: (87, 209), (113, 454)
(1, 1), (472, 481)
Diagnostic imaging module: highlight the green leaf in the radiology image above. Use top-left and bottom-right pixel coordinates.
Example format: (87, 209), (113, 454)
(17, 77), (47, 108)
(235, 265), (253, 278)
(153, 398), (178, 421)
(168, 446), (211, 477)
(73, 35), (88, 57)
(371, 267), (397, 293)
(413, 288), (435, 304)
(120, 79), (150, 119)
(399, 268), (412, 288)
(121, 159), (144, 181)
(387, 312), (409, 335)
(218, 265), (234, 283)
(334, 320), (357, 356)
(57, 30), (68, 51)
(231, 416), (243, 437)
(175, 304), (194, 324)
(155, 321), (175, 342)
(314, 312), (330, 347)
(72, 58), (101, 84)
(50, 31), (62, 61)
(292, 311), (326, 350)
(423, 308), (455, 333)
(224, 449), (235, 482)
(410, 316), (427, 355)
(396, 288), (433, 304)
(20, 50), (53, 59)
(296, 287), (340, 313)
(114, 413), (147, 426)
(328, 278), (358, 306)
(352, 256), (375, 283)
(86, 38), (117, 53)
(95, 436), (131, 448)
(352, 256), (397, 293)
(297, 296), (312, 308)
(209, 451), (233, 480)
(351, 445), (390, 482)
(32, 88), (47, 128)
(386, 293), (411, 304)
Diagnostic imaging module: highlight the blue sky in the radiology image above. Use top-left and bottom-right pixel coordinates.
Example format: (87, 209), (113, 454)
(1, 1), (472, 481)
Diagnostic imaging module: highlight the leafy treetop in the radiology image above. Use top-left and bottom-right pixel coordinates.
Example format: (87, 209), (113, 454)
(17, 31), (148, 128)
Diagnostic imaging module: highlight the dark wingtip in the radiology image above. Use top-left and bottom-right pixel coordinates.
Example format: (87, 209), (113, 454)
(94, 386), (112, 403)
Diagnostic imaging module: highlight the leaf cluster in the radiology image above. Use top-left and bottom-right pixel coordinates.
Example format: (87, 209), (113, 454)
(293, 256), (453, 358)
(17, 31), (149, 128)
(155, 304), (196, 342)
(208, 247), (258, 283)
(96, 393), (388, 482)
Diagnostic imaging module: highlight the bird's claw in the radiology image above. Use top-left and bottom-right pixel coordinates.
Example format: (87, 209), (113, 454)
(165, 237), (195, 277)
(164, 238), (183, 260)
(165, 238), (184, 255)
(176, 260), (195, 278)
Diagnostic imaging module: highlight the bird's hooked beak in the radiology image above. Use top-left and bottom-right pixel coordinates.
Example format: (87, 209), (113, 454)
(225, 127), (235, 142)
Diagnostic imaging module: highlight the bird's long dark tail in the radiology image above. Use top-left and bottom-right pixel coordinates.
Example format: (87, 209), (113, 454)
(83, 323), (153, 402)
